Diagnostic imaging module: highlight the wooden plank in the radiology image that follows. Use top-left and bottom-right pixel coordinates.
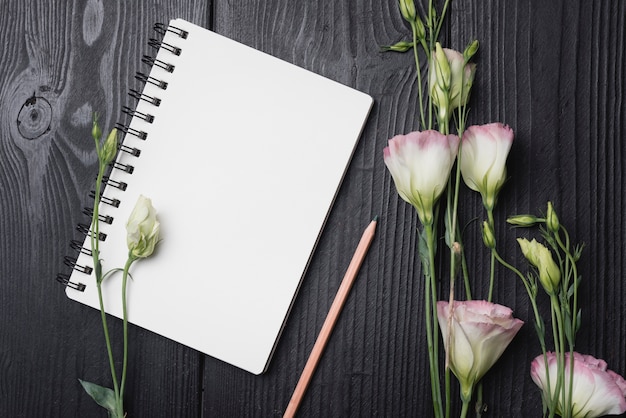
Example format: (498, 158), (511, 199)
(211, 0), (626, 416)
(0, 0), (624, 416)
(0, 1), (209, 416)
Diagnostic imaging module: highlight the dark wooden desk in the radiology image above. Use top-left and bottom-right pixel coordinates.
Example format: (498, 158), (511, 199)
(1, 1), (624, 416)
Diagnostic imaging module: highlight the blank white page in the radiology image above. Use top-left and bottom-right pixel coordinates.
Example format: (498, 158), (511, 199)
(65, 18), (373, 375)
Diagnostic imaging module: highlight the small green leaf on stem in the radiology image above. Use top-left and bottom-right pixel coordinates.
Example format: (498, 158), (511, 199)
(79, 379), (117, 413)
(381, 40), (414, 53)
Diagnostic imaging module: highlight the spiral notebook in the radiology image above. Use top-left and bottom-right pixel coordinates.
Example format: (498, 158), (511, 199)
(59, 18), (372, 374)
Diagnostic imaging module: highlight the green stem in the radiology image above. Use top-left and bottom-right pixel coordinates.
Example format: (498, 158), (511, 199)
(90, 158), (122, 411)
(119, 255), (136, 406)
(434, 0), (452, 41)
(554, 228), (578, 416)
(95, 280), (121, 402)
(424, 222), (444, 418)
(475, 384), (484, 417)
(487, 209), (496, 302)
(460, 397), (470, 418)
(550, 293), (567, 417)
(410, 21), (427, 130)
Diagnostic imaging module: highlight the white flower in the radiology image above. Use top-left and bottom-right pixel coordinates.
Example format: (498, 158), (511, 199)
(126, 195), (160, 259)
(437, 300), (524, 401)
(383, 130), (459, 224)
(460, 122), (514, 210)
(429, 43), (476, 124)
(531, 352), (626, 418)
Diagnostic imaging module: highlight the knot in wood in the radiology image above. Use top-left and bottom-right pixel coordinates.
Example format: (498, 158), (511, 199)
(16, 92), (52, 140)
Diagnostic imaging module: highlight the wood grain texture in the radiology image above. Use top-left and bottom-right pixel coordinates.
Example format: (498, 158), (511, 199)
(0, 0), (624, 416)
(0, 1), (209, 417)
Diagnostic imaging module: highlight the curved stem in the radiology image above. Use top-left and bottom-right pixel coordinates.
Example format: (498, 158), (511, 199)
(119, 256), (136, 405)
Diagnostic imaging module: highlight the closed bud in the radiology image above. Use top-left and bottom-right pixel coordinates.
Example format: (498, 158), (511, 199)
(507, 214), (541, 227)
(463, 40), (479, 61)
(415, 16), (426, 40)
(100, 128), (118, 165)
(433, 42), (451, 90)
(517, 238), (561, 294)
(482, 221), (496, 249)
(92, 117), (102, 141)
(399, 0), (417, 23)
(546, 201), (560, 233)
(381, 40), (413, 53)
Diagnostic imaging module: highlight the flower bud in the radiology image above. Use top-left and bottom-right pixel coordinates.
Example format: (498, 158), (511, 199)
(507, 214), (541, 227)
(100, 128), (118, 165)
(414, 16), (425, 40)
(92, 117), (102, 141)
(381, 40), (413, 53)
(482, 221), (496, 249)
(463, 40), (479, 61)
(398, 0), (416, 23)
(126, 195), (160, 259)
(433, 42), (451, 90)
(517, 238), (561, 294)
(546, 201), (560, 233)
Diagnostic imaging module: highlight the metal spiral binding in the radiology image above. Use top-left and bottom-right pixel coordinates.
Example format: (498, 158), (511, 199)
(135, 72), (168, 90)
(82, 207), (114, 224)
(128, 89), (161, 107)
(58, 20), (185, 292)
(141, 55), (175, 73)
(70, 239), (93, 256)
(76, 223), (107, 241)
(101, 176), (128, 191)
(88, 191), (120, 208)
(148, 38), (182, 56)
(153, 22), (189, 39)
(56, 274), (86, 291)
(115, 123), (147, 140)
(111, 161), (135, 174)
(122, 106), (154, 123)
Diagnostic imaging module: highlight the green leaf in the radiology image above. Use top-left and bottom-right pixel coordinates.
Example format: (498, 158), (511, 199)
(79, 379), (117, 412)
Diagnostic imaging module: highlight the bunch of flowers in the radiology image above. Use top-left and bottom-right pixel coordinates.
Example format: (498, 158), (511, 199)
(381, 1), (626, 417)
(79, 115), (161, 417)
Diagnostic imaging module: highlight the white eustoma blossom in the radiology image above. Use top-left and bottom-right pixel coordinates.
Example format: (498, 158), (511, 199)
(126, 195), (160, 259)
(460, 123), (514, 210)
(437, 300), (523, 401)
(429, 44), (476, 112)
(531, 352), (626, 418)
(383, 130), (459, 224)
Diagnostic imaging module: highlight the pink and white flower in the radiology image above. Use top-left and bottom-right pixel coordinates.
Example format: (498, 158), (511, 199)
(383, 130), (459, 224)
(437, 300), (523, 400)
(531, 352), (626, 418)
(460, 123), (514, 210)
(429, 43), (477, 116)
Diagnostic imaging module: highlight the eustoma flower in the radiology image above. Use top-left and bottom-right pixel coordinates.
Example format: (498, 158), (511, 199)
(126, 195), (160, 259)
(531, 352), (626, 418)
(383, 130), (459, 224)
(460, 123), (514, 210)
(429, 43), (476, 127)
(437, 300), (523, 403)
